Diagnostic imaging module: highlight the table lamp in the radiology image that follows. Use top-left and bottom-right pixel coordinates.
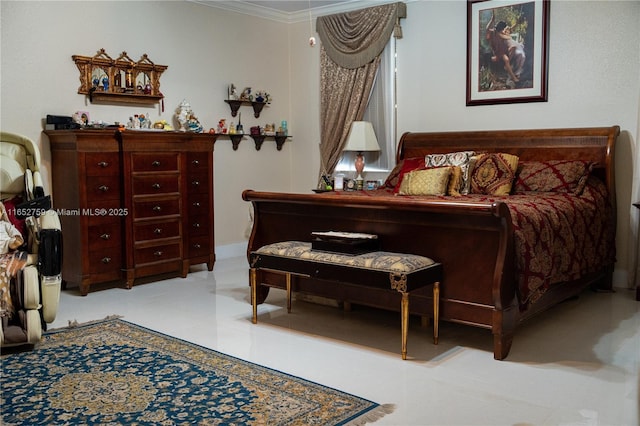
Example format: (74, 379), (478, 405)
(343, 121), (380, 183)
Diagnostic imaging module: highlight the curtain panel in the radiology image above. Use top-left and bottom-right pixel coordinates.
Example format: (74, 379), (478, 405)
(316, 2), (406, 179)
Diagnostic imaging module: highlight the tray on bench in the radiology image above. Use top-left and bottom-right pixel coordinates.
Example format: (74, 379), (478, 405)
(311, 231), (379, 255)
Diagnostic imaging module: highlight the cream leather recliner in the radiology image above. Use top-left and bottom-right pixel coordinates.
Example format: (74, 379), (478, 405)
(1, 131), (62, 347)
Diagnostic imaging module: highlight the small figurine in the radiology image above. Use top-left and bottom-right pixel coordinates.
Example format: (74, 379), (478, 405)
(176, 99), (191, 132)
(228, 84), (238, 100)
(217, 119), (227, 134)
(240, 87), (252, 102)
(101, 75), (109, 92)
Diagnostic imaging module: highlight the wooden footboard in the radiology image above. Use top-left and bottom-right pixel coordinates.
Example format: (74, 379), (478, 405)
(242, 191), (519, 359)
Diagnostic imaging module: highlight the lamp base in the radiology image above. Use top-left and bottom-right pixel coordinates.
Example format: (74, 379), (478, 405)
(354, 152), (365, 180)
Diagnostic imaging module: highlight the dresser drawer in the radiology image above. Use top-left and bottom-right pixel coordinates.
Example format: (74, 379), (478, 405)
(132, 174), (180, 196)
(187, 214), (210, 237)
(134, 219), (180, 242)
(187, 235), (211, 258)
(135, 242), (181, 265)
(86, 175), (121, 201)
(133, 197), (180, 219)
(88, 247), (123, 275)
(131, 153), (178, 172)
(187, 193), (210, 212)
(85, 153), (120, 176)
(186, 152), (210, 172)
(187, 172), (209, 195)
(88, 220), (122, 250)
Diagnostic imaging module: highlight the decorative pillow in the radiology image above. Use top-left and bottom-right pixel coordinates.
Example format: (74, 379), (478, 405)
(388, 157), (426, 193)
(397, 167), (451, 196)
(469, 153), (519, 196)
(514, 160), (594, 195)
(447, 166), (463, 196)
(425, 151), (474, 194)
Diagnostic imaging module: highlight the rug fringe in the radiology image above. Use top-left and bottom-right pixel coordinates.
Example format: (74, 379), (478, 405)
(47, 315), (123, 332)
(345, 403), (396, 425)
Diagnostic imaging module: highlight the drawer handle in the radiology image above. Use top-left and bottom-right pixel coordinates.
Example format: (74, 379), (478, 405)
(98, 161), (109, 168)
(193, 222), (201, 228)
(192, 202), (201, 207)
(101, 257), (111, 264)
(193, 243), (201, 249)
(100, 233), (111, 240)
(192, 159), (200, 166)
(154, 228), (162, 234)
(152, 206), (162, 212)
(154, 250), (163, 257)
(98, 185), (109, 192)
(152, 183), (161, 189)
(192, 180), (200, 187)
(152, 160), (161, 167)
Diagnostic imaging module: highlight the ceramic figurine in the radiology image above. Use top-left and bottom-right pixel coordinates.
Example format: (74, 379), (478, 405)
(176, 99), (191, 132)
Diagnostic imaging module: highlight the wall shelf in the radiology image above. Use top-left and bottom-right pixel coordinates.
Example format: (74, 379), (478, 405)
(73, 49), (167, 105)
(218, 133), (290, 151)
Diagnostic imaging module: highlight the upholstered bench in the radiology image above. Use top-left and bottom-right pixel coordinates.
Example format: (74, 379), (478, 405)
(249, 241), (442, 360)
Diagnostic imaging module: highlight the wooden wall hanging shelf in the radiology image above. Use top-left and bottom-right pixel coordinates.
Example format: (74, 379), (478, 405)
(72, 49), (167, 105)
(224, 100), (267, 118)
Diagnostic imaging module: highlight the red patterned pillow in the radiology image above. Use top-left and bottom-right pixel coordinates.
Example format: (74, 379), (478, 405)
(514, 160), (594, 195)
(384, 157), (426, 192)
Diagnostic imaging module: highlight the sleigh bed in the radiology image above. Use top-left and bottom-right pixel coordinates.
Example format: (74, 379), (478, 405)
(242, 126), (619, 360)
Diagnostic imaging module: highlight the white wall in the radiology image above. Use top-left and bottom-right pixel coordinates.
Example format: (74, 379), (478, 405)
(0, 0), (294, 249)
(2, 0), (639, 286)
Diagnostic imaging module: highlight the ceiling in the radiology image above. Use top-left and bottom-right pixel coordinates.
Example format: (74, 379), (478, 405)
(190, 0), (395, 23)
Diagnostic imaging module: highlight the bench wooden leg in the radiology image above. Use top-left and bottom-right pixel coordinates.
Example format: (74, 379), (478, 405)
(433, 282), (440, 345)
(250, 268), (258, 324)
(286, 272), (292, 313)
(401, 292), (409, 360)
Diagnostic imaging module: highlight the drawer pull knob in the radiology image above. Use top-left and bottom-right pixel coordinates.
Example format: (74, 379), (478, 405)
(101, 257), (111, 264)
(154, 228), (162, 234)
(152, 160), (161, 167)
(100, 233), (111, 240)
(98, 185), (109, 192)
(152, 206), (162, 212)
(193, 223), (201, 228)
(98, 161), (109, 168)
(193, 202), (201, 207)
(192, 180), (200, 187)
(152, 183), (161, 189)
(193, 243), (201, 249)
(154, 251), (163, 257)
(192, 159), (200, 165)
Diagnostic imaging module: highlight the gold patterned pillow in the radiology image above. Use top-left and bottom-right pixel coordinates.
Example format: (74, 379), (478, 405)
(425, 151), (474, 194)
(397, 167), (452, 196)
(469, 153), (519, 195)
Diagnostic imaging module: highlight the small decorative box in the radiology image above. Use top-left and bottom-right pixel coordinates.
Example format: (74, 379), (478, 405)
(311, 231), (379, 255)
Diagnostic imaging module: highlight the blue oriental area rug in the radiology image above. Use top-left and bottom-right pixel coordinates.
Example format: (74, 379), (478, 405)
(1, 318), (392, 425)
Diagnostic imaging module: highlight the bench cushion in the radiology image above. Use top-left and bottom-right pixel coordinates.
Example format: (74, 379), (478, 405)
(255, 241), (436, 273)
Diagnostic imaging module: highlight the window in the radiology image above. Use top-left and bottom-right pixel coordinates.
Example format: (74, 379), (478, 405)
(335, 37), (396, 173)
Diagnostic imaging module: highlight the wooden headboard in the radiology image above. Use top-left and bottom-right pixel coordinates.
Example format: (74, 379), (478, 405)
(397, 126), (620, 210)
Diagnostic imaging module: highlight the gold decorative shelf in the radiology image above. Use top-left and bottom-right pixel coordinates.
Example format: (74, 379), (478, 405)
(73, 49), (167, 105)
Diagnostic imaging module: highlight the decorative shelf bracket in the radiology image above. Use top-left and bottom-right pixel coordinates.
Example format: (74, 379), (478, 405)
(228, 134), (244, 150)
(249, 135), (290, 151)
(224, 100), (268, 118)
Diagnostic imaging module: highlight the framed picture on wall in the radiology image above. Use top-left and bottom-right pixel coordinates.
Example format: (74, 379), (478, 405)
(466, 0), (550, 106)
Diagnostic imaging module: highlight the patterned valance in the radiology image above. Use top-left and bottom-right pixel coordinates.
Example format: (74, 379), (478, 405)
(316, 2), (406, 69)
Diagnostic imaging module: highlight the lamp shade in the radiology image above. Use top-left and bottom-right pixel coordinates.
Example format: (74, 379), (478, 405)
(343, 121), (380, 152)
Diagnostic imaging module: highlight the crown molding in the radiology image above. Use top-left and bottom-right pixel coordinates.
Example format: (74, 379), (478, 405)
(189, 0), (401, 24)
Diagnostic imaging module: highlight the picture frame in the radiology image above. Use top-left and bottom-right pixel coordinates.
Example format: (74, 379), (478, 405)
(466, 0), (549, 106)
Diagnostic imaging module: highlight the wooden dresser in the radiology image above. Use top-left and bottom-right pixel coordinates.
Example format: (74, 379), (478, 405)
(45, 129), (217, 295)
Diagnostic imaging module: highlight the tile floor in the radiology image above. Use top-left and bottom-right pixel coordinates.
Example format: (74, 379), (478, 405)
(49, 256), (639, 426)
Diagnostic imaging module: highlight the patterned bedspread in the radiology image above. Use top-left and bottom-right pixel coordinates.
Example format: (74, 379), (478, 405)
(332, 177), (615, 309)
